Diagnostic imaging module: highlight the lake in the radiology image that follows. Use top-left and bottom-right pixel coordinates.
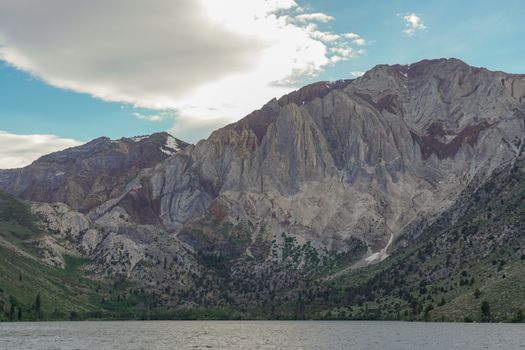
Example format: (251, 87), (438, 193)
(0, 320), (524, 349)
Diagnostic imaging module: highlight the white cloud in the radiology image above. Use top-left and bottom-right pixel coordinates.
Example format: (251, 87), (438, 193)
(0, 0), (365, 140)
(169, 115), (234, 143)
(330, 47), (357, 58)
(133, 113), (162, 122)
(133, 112), (168, 122)
(0, 131), (82, 169)
(307, 30), (341, 43)
(351, 71), (365, 78)
(294, 13), (334, 23)
(352, 38), (366, 46)
(403, 13), (427, 36)
(304, 28), (366, 45)
(341, 33), (360, 40)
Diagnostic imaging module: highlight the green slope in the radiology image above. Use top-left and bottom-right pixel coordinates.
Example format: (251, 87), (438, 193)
(0, 192), (106, 320)
(0, 246), (103, 321)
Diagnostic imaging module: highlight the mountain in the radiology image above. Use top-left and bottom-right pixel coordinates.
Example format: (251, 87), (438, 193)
(0, 58), (524, 321)
(333, 151), (525, 322)
(0, 132), (189, 212)
(75, 58), (523, 262)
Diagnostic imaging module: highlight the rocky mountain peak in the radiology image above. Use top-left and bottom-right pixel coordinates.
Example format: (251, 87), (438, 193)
(217, 79), (354, 145)
(361, 58), (470, 79)
(0, 132), (189, 212)
(277, 79), (354, 107)
(134, 58), (524, 261)
(1, 58), (524, 270)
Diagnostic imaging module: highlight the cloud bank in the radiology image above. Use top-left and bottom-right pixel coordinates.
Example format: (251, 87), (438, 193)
(0, 131), (82, 169)
(0, 0), (365, 139)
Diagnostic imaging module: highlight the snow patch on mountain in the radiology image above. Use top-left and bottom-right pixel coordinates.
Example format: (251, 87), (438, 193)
(130, 136), (148, 142)
(160, 135), (181, 156)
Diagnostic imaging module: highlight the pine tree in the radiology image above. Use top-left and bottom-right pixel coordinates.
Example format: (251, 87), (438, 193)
(34, 293), (42, 319)
(294, 292), (305, 320)
(9, 304), (15, 321)
(473, 288), (481, 299)
(481, 301), (491, 322)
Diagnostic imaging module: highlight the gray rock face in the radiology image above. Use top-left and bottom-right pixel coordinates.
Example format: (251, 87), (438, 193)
(93, 58), (523, 264)
(31, 201), (203, 291)
(4, 58), (525, 271)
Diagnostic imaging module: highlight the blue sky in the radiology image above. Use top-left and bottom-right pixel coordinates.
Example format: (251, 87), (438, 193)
(0, 63), (173, 141)
(0, 0), (524, 167)
(317, 0), (525, 76)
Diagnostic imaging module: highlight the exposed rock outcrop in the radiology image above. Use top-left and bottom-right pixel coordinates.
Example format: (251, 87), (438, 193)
(1, 58), (524, 276)
(87, 58), (524, 264)
(0, 132), (189, 212)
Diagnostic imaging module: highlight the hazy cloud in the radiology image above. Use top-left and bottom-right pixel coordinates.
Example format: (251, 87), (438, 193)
(341, 33), (360, 39)
(0, 131), (82, 169)
(294, 13), (334, 23)
(0, 0), (365, 139)
(352, 38), (366, 46)
(133, 113), (163, 122)
(133, 112), (172, 122)
(0, 0), (262, 108)
(403, 13), (427, 36)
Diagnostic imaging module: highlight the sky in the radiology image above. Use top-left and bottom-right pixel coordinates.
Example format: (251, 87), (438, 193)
(0, 0), (524, 168)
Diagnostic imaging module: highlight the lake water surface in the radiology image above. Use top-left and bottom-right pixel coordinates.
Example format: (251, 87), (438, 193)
(0, 320), (524, 349)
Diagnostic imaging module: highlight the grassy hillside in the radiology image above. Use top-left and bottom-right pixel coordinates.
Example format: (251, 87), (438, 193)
(0, 192), (105, 320)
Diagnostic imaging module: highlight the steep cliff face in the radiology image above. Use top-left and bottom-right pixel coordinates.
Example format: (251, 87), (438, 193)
(1, 58), (524, 270)
(0, 132), (189, 212)
(88, 58), (524, 264)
